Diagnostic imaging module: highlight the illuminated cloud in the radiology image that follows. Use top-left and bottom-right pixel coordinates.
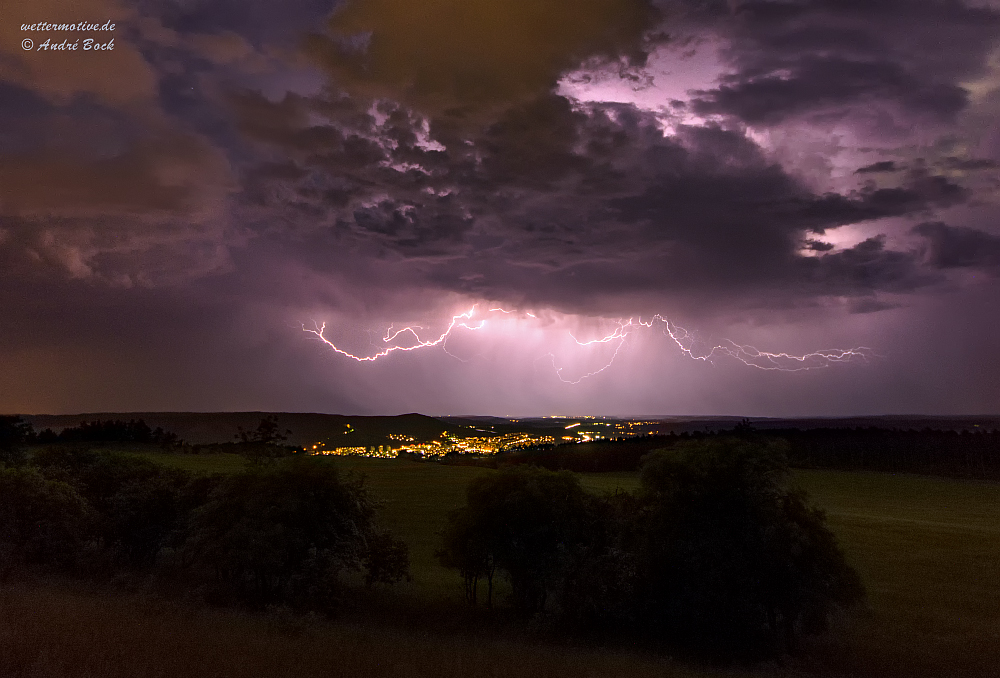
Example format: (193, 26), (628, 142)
(306, 0), (662, 119)
(2, 0), (1000, 415)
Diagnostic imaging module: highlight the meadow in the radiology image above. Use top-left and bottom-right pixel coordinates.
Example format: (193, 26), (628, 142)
(2, 451), (998, 677)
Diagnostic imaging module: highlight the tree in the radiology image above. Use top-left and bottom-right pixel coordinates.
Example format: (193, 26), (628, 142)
(438, 466), (594, 614)
(181, 457), (407, 611)
(554, 489), (642, 633)
(362, 530), (411, 588)
(106, 472), (191, 567)
(0, 467), (93, 577)
(0, 416), (33, 467)
(235, 415), (294, 466)
(32, 448), (193, 567)
(437, 507), (496, 606)
(633, 438), (865, 658)
(235, 415), (291, 445)
(441, 440), (865, 659)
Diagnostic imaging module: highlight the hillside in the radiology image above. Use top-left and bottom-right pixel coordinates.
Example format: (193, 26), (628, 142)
(19, 412), (464, 447)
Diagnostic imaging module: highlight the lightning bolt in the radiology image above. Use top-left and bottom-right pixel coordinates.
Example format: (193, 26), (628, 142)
(491, 307), (537, 318)
(305, 307), (875, 381)
(303, 306), (486, 361)
(539, 315), (874, 384)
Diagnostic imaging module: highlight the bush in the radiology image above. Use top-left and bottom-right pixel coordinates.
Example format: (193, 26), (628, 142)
(234, 415), (296, 466)
(181, 457), (407, 611)
(440, 440), (865, 660)
(0, 467), (94, 577)
(0, 416), (33, 467)
(438, 466), (595, 613)
(31, 448), (197, 567)
(632, 439), (865, 658)
(53, 419), (180, 445)
(555, 490), (642, 632)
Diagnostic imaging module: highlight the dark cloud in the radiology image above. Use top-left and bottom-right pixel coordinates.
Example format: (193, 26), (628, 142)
(0, 0), (307, 287)
(941, 156), (999, 171)
(856, 161), (899, 174)
(913, 221), (1000, 270)
(694, 56), (968, 124)
(1, 0), (181, 106)
(797, 235), (934, 297)
(304, 0), (662, 119)
(688, 0), (1000, 125)
(0, 78), (236, 285)
(138, 0), (336, 46)
(3, 0), (1000, 415)
(230, 91), (979, 317)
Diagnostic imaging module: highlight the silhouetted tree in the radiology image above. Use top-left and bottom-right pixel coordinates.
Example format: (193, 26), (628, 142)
(35, 428), (59, 444)
(555, 489), (642, 632)
(733, 418), (757, 436)
(235, 415), (291, 445)
(633, 439), (865, 658)
(438, 466), (594, 614)
(105, 471), (192, 567)
(0, 416), (33, 467)
(0, 467), (94, 578)
(181, 457), (407, 611)
(442, 439), (865, 659)
(32, 448), (194, 567)
(235, 415), (294, 466)
(437, 507), (496, 606)
(362, 530), (411, 588)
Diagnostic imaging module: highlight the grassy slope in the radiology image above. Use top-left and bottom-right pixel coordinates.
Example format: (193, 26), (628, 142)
(16, 451), (998, 677)
(1, 584), (732, 678)
(579, 467), (1000, 676)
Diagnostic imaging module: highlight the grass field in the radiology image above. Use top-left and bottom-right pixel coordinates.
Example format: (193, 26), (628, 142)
(7, 450), (997, 677)
(1, 583), (736, 678)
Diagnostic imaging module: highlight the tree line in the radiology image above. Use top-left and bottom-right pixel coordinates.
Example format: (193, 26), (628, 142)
(0, 416), (181, 450)
(0, 438), (409, 612)
(493, 423), (1000, 479)
(1, 415), (865, 661)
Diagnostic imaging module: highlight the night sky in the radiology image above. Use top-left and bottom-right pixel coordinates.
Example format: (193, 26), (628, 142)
(2, 0), (999, 417)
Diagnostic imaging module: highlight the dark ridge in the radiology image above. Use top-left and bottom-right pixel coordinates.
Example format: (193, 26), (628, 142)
(18, 412), (472, 447)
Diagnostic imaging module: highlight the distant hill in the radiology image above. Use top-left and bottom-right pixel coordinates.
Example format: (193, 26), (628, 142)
(747, 415), (1000, 432)
(16, 412), (1000, 448)
(19, 412), (465, 447)
(439, 414), (1000, 436)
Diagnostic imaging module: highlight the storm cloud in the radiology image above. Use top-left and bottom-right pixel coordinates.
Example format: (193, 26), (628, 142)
(2, 0), (999, 415)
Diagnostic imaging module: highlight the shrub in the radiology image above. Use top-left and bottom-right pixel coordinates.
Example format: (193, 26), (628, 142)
(438, 466), (594, 614)
(0, 416), (33, 467)
(234, 415), (295, 466)
(555, 490), (642, 632)
(632, 439), (865, 658)
(441, 440), (865, 660)
(181, 457), (407, 611)
(31, 448), (196, 567)
(0, 467), (94, 577)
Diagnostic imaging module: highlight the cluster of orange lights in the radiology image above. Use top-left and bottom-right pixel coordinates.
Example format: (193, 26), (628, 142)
(304, 419), (666, 460)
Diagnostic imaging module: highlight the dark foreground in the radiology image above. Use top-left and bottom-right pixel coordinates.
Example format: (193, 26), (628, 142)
(1, 449), (998, 676)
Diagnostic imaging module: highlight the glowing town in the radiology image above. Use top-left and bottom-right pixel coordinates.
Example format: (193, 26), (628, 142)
(309, 418), (667, 459)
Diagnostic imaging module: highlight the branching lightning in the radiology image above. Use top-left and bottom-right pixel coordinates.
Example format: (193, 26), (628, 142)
(303, 307), (485, 361)
(545, 315), (874, 384)
(304, 306), (875, 382)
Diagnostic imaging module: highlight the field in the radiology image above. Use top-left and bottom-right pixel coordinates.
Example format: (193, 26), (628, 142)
(3, 451), (999, 677)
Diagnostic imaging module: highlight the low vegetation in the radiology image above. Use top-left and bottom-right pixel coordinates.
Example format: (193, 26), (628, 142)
(0, 438), (409, 614)
(2, 414), (1000, 676)
(496, 422), (1000, 480)
(438, 439), (864, 659)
